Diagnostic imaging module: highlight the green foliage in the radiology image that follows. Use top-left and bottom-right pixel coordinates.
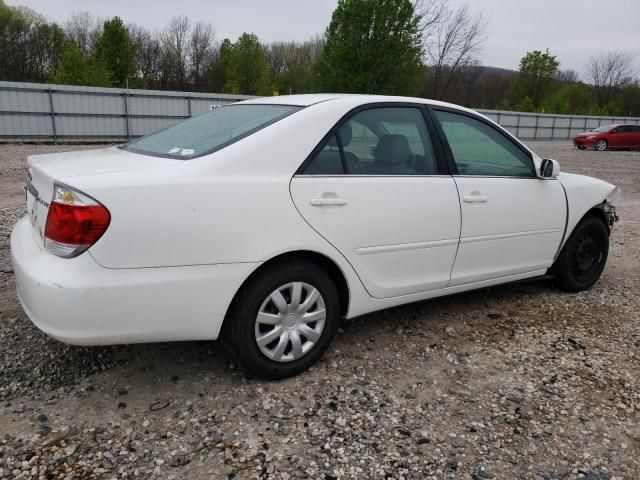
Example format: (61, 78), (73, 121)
(208, 38), (233, 92)
(0, 0), (65, 81)
(51, 40), (111, 86)
(514, 96), (535, 112)
(316, 0), (423, 95)
(544, 83), (594, 115)
(513, 50), (560, 108)
(274, 64), (313, 94)
(93, 17), (137, 87)
(617, 83), (640, 117)
(224, 33), (271, 95)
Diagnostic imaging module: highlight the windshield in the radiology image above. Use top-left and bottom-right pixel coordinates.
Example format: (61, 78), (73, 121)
(593, 124), (616, 132)
(124, 104), (301, 159)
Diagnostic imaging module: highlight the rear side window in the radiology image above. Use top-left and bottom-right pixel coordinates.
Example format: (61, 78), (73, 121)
(125, 104), (300, 159)
(434, 110), (535, 177)
(303, 135), (344, 175)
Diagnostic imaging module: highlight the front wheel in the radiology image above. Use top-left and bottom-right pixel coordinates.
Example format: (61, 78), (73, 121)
(595, 139), (607, 151)
(577, 146), (586, 150)
(552, 216), (609, 292)
(226, 261), (340, 379)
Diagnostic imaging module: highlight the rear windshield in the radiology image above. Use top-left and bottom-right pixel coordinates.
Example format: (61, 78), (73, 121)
(124, 104), (301, 159)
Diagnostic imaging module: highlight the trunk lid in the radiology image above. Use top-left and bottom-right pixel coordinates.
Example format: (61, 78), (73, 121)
(25, 146), (179, 247)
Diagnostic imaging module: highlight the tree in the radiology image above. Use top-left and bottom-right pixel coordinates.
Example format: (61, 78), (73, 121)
(513, 49), (560, 108)
(263, 36), (324, 94)
(422, 2), (487, 99)
(160, 16), (191, 90)
(617, 82), (640, 117)
(208, 38), (232, 92)
(584, 51), (636, 107)
(64, 11), (102, 57)
(189, 21), (216, 91)
(225, 33), (270, 95)
(544, 83), (594, 115)
(51, 40), (111, 86)
(128, 23), (161, 89)
(93, 17), (136, 87)
(0, 1), (65, 82)
(316, 0), (423, 95)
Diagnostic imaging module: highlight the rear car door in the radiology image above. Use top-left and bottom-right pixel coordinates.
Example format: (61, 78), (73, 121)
(290, 105), (461, 299)
(431, 108), (567, 286)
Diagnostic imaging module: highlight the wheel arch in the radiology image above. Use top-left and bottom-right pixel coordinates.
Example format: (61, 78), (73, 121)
(222, 250), (351, 333)
(583, 204), (610, 232)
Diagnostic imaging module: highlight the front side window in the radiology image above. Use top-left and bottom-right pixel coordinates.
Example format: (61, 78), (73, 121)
(434, 110), (535, 177)
(125, 104), (300, 159)
(303, 107), (438, 175)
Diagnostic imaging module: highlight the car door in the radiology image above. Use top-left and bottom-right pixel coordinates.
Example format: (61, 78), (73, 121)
(632, 126), (640, 148)
(619, 126), (636, 147)
(607, 126), (626, 148)
(431, 108), (567, 286)
(290, 105), (461, 299)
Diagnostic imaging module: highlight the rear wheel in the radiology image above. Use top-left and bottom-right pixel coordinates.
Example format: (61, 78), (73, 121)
(595, 139), (607, 151)
(553, 216), (609, 292)
(226, 261), (340, 379)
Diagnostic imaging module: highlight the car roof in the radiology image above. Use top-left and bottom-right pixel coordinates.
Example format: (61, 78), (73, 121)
(239, 93), (476, 113)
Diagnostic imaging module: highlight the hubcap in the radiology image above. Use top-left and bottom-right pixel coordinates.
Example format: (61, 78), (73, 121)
(254, 282), (326, 363)
(596, 140), (606, 151)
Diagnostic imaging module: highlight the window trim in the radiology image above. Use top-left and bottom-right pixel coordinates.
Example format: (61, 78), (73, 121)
(427, 105), (537, 178)
(296, 102), (451, 176)
(122, 104), (303, 160)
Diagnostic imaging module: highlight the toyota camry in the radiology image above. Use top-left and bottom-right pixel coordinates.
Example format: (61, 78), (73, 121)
(11, 94), (620, 379)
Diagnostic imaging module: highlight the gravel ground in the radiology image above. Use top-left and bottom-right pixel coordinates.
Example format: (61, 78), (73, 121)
(0, 141), (638, 480)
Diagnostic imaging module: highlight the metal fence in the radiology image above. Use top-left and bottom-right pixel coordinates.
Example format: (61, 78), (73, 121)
(476, 109), (640, 140)
(0, 81), (253, 143)
(1, 81), (639, 142)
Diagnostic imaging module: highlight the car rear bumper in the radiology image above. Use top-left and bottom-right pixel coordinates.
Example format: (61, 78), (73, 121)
(10, 216), (258, 346)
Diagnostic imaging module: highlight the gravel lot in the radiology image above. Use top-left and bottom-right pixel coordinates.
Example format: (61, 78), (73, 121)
(0, 141), (638, 480)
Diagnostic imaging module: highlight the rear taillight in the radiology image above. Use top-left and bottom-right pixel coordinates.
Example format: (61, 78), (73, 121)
(44, 183), (111, 258)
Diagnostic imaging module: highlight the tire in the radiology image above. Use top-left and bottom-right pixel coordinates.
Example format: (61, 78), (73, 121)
(595, 139), (607, 151)
(577, 146), (586, 150)
(552, 216), (609, 292)
(226, 261), (340, 379)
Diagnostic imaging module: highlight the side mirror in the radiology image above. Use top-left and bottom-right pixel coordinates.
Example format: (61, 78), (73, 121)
(540, 158), (560, 179)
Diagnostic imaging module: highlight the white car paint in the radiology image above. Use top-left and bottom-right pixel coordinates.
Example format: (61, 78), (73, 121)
(11, 94), (619, 346)
(449, 176), (566, 285)
(290, 176), (461, 298)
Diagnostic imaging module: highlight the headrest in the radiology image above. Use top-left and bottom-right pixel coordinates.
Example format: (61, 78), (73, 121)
(339, 123), (352, 147)
(374, 135), (412, 166)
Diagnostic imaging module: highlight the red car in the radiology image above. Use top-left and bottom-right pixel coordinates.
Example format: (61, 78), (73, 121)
(573, 124), (640, 151)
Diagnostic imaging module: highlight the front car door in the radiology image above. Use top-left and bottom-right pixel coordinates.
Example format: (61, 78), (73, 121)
(607, 126), (626, 148)
(430, 107), (567, 286)
(290, 104), (461, 299)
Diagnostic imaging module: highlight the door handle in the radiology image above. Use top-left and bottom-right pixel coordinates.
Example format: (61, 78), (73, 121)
(310, 197), (347, 207)
(463, 194), (488, 203)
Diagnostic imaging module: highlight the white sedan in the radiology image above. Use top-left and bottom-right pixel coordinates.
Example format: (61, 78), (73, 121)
(11, 94), (620, 379)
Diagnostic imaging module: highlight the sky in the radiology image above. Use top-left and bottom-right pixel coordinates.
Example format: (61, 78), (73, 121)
(7, 0), (640, 77)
